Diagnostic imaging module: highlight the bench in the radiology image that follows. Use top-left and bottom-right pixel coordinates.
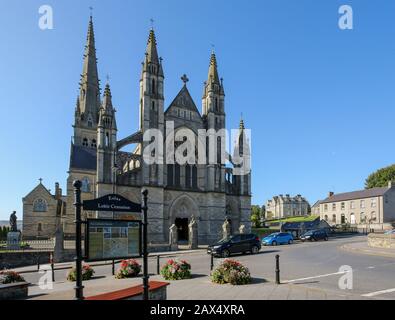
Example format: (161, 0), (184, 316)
(85, 281), (169, 300)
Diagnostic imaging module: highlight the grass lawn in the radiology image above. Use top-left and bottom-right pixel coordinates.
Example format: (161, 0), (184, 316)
(268, 215), (319, 224)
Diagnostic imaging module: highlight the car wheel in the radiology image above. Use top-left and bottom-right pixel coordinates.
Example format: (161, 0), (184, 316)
(251, 245), (259, 254)
(288, 239), (293, 245)
(222, 249), (230, 258)
(324, 236), (328, 241)
(272, 241), (278, 246)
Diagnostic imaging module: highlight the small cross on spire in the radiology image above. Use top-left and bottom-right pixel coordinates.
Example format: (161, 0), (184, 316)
(106, 74), (110, 83)
(150, 18), (155, 30)
(181, 74), (189, 86)
(211, 43), (215, 54)
(39, 178), (43, 184)
(89, 6), (93, 17)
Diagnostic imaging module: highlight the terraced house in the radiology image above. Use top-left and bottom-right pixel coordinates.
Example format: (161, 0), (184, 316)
(318, 181), (395, 231)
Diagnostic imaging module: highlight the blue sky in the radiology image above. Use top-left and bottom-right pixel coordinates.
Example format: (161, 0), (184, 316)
(1, 0), (395, 220)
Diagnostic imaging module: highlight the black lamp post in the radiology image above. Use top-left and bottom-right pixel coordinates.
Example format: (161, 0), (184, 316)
(73, 180), (84, 300)
(142, 189), (149, 300)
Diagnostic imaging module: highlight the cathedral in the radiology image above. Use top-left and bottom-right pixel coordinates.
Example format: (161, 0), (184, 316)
(22, 16), (251, 245)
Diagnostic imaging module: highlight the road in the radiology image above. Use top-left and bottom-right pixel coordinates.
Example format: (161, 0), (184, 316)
(21, 235), (395, 300)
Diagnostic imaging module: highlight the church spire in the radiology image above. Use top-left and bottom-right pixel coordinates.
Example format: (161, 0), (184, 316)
(145, 29), (159, 65)
(207, 52), (220, 85)
(78, 15), (101, 125)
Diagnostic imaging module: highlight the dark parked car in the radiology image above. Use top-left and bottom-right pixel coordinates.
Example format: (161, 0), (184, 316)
(207, 234), (261, 258)
(300, 229), (328, 242)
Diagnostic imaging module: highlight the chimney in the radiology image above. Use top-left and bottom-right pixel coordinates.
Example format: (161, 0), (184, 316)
(328, 191), (334, 198)
(388, 181), (395, 189)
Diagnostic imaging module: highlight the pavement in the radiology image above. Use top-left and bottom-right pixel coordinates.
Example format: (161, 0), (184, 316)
(9, 235), (395, 300)
(340, 241), (395, 258)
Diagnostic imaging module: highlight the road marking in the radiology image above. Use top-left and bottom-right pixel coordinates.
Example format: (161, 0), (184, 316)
(284, 271), (347, 283)
(362, 288), (395, 297)
(367, 266), (375, 269)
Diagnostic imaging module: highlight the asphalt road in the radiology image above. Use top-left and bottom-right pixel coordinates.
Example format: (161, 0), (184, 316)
(22, 235), (395, 300)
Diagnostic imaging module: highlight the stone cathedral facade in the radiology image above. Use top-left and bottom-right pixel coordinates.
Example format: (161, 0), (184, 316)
(23, 16), (251, 245)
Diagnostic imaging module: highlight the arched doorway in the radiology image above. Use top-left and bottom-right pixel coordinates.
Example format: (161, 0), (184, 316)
(169, 194), (199, 244)
(175, 218), (189, 242)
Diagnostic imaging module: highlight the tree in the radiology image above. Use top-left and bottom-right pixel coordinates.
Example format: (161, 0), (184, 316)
(365, 164), (395, 189)
(250, 205), (262, 228)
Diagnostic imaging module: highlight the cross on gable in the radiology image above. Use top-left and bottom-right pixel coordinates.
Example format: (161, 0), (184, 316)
(181, 74), (189, 85)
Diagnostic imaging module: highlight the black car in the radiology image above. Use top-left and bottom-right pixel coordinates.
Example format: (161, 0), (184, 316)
(207, 234), (261, 258)
(300, 229), (328, 242)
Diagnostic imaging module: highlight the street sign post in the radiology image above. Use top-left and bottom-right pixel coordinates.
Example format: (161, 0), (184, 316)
(73, 181), (148, 301)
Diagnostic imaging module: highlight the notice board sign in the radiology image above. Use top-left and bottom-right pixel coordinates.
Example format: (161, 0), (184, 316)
(85, 219), (142, 262)
(82, 194), (142, 213)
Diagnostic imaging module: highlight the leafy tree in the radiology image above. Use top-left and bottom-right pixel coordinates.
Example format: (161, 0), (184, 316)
(250, 205), (262, 228)
(365, 164), (395, 189)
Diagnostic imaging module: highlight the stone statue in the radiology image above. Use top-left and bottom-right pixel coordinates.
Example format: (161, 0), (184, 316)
(9, 211), (18, 232)
(169, 224), (178, 251)
(239, 224), (246, 234)
(222, 219), (231, 239)
(7, 211), (21, 249)
(188, 215), (198, 250)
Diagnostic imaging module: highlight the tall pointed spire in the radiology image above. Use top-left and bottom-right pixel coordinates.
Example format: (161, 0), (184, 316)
(102, 82), (113, 111)
(78, 15), (101, 125)
(145, 29), (159, 65)
(207, 52), (220, 85)
(98, 81), (117, 130)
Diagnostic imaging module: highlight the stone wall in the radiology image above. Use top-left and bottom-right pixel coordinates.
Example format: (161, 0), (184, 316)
(0, 252), (51, 269)
(0, 282), (29, 300)
(368, 233), (395, 249)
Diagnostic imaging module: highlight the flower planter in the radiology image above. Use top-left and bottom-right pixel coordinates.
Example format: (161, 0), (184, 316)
(0, 282), (29, 300)
(211, 259), (251, 285)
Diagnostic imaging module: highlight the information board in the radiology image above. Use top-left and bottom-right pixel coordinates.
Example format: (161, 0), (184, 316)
(85, 219), (142, 262)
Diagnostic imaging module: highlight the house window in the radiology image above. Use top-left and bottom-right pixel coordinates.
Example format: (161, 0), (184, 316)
(341, 202), (345, 210)
(360, 212), (366, 223)
(33, 199), (47, 212)
(350, 201), (355, 209)
(360, 200), (365, 209)
(37, 223), (42, 232)
(324, 215), (328, 221)
(324, 204), (328, 212)
(371, 211), (377, 221)
(371, 198), (377, 208)
(332, 203), (336, 211)
(332, 214), (336, 223)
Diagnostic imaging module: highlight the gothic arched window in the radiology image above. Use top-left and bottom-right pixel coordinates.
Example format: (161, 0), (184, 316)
(83, 138), (88, 147)
(37, 223), (42, 232)
(91, 139), (97, 148)
(81, 177), (91, 193)
(152, 79), (156, 94)
(33, 199), (47, 212)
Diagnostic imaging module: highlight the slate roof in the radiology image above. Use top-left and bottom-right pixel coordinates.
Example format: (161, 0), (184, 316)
(70, 144), (97, 171)
(165, 85), (201, 114)
(320, 187), (389, 204)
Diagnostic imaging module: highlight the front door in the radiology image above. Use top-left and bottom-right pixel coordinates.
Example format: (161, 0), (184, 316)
(175, 218), (189, 243)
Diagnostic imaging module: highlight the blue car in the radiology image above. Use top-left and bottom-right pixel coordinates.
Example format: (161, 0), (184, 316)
(262, 232), (294, 246)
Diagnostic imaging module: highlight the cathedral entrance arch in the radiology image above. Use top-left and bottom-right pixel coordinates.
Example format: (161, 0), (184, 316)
(169, 194), (199, 244)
